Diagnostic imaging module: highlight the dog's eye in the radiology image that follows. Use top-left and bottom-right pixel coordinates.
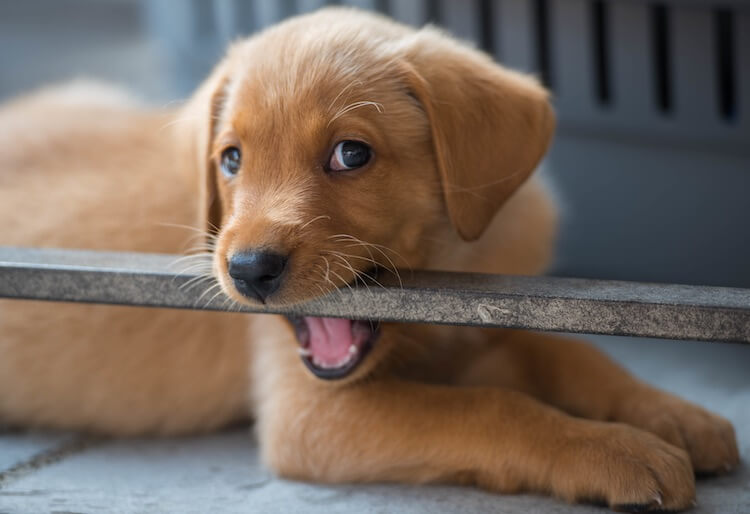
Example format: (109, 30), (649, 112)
(328, 141), (371, 172)
(220, 146), (242, 177)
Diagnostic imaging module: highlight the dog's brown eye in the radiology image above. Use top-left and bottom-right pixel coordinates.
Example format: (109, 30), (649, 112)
(220, 146), (242, 177)
(328, 141), (371, 172)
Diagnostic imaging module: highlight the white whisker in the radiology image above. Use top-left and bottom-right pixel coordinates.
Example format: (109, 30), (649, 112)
(324, 251), (387, 295)
(326, 233), (407, 288)
(299, 214), (331, 232)
(196, 282), (224, 307)
(327, 101), (384, 127)
(328, 253), (372, 296)
(327, 80), (363, 113)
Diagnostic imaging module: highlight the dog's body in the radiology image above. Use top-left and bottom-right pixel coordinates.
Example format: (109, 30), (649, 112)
(0, 9), (738, 511)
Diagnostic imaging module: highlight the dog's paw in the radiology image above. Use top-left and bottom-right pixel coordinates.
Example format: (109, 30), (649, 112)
(552, 422), (696, 512)
(615, 389), (739, 475)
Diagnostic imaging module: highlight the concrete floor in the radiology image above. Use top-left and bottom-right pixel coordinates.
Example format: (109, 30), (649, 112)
(1, 335), (748, 514)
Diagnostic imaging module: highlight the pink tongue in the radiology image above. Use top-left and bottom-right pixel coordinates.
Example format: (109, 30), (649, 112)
(305, 317), (355, 366)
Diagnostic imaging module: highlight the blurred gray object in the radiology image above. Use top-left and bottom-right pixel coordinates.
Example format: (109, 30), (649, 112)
(1, 0), (749, 288)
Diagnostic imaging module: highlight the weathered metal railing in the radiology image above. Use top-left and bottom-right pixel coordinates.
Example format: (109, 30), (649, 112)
(1, 246), (748, 343)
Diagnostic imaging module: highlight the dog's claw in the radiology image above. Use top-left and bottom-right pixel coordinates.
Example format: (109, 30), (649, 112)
(611, 494), (668, 513)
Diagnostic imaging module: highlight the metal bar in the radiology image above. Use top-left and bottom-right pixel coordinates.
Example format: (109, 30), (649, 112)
(1, 246), (749, 343)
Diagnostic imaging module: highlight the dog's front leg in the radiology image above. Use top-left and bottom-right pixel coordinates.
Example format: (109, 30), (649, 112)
(457, 330), (739, 475)
(251, 326), (695, 511)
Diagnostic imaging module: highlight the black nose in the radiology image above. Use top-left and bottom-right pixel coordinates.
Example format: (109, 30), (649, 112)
(228, 250), (288, 302)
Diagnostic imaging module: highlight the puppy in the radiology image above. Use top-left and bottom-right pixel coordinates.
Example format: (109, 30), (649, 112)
(0, 8), (738, 511)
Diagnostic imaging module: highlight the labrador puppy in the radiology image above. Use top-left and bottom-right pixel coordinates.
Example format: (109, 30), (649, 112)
(0, 8), (738, 511)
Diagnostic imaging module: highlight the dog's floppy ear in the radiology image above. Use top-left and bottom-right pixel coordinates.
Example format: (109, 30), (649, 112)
(179, 61), (230, 236)
(403, 29), (555, 241)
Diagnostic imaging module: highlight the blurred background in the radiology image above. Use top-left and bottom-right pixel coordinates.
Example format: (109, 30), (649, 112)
(1, 0), (748, 288)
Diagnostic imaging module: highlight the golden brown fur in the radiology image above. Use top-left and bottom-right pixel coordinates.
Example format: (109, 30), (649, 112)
(0, 8), (738, 511)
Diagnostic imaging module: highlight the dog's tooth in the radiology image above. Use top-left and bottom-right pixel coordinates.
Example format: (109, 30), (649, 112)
(297, 347), (312, 357)
(348, 344), (358, 355)
(309, 351), (357, 370)
(313, 357), (337, 369)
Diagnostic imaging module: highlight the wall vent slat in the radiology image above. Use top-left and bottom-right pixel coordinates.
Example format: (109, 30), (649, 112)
(550, 0), (594, 119)
(672, 6), (718, 125)
(296, 0), (328, 14)
(738, 12), (750, 129)
(439, 0), (481, 46)
(496, 0), (535, 73)
(609, 1), (654, 125)
(389, 0), (428, 26)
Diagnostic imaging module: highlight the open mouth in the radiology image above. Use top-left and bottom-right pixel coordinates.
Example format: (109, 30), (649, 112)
(288, 317), (380, 380)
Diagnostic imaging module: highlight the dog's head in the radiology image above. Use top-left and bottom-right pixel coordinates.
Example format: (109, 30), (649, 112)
(182, 8), (554, 380)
